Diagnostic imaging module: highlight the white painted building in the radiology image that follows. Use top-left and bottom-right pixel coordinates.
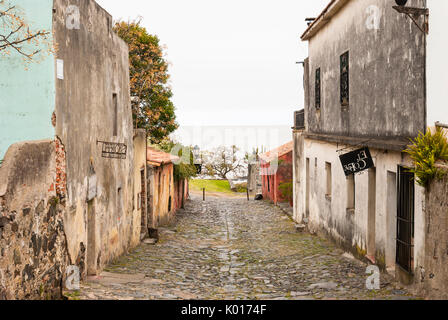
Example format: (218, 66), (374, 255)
(293, 0), (429, 285)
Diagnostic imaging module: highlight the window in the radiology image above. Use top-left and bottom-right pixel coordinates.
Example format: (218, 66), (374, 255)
(347, 174), (355, 211)
(325, 162), (332, 199)
(315, 68), (321, 109)
(267, 175), (270, 192)
(340, 51), (349, 106)
(113, 93), (118, 136)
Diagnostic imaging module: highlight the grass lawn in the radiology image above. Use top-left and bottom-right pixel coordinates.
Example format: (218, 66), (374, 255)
(190, 179), (235, 194)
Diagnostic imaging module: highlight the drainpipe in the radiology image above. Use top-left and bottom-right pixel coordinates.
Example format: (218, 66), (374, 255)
(424, 0), (428, 134)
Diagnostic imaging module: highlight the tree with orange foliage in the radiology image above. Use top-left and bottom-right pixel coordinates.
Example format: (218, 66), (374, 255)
(0, 0), (53, 62)
(114, 20), (178, 144)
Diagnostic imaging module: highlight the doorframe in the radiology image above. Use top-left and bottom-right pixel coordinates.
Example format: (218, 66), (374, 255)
(396, 165), (415, 274)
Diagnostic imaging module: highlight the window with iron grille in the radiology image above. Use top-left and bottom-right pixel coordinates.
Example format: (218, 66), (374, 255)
(294, 109), (305, 129)
(315, 68), (321, 109)
(340, 51), (349, 106)
(396, 166), (415, 274)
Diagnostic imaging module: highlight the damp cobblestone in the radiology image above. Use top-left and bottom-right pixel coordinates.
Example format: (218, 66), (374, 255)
(76, 195), (420, 300)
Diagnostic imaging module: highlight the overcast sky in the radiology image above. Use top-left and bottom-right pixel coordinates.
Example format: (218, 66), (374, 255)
(96, 0), (328, 150)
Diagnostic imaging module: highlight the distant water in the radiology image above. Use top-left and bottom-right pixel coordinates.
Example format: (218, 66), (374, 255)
(172, 125), (293, 153)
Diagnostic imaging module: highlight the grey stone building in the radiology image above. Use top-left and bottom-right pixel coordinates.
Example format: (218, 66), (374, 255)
(293, 0), (427, 286)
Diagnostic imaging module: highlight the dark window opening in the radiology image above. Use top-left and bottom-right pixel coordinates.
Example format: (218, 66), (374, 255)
(396, 166), (415, 274)
(168, 196), (172, 212)
(267, 175), (270, 193)
(340, 51), (349, 106)
(315, 68), (321, 109)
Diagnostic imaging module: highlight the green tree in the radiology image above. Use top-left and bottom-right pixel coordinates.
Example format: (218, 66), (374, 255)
(156, 138), (197, 181)
(114, 20), (178, 143)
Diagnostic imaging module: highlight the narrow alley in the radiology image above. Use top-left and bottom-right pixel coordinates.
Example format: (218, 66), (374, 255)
(77, 195), (418, 300)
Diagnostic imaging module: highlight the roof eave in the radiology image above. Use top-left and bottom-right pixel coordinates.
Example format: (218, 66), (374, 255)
(301, 0), (350, 41)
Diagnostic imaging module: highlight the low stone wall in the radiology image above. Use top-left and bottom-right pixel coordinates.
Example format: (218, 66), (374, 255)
(0, 140), (69, 300)
(419, 165), (448, 299)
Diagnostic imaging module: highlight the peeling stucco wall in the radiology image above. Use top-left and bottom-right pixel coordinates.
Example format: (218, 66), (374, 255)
(148, 164), (176, 228)
(305, 0), (426, 139)
(261, 152), (293, 205)
(174, 178), (189, 211)
(0, 140), (69, 300)
(293, 137), (426, 275)
(133, 129), (147, 242)
(247, 162), (262, 197)
(415, 167), (448, 299)
(296, 0), (428, 284)
(53, 0), (135, 276)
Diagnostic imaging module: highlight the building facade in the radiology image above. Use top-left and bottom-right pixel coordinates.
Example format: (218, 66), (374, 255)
(294, 0), (427, 284)
(0, 0), (139, 298)
(147, 148), (177, 230)
(260, 142), (293, 206)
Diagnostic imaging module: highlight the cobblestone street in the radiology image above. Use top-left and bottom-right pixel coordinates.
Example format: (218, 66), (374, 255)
(77, 195), (419, 300)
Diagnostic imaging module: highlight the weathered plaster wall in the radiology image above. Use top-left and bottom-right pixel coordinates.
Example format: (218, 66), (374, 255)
(292, 130), (305, 222)
(426, 0), (448, 126)
(294, 138), (425, 274)
(53, 0), (135, 276)
(0, 140), (69, 299)
(415, 166), (448, 299)
(247, 162), (262, 197)
(173, 178), (188, 212)
(0, 0), (55, 160)
(133, 129), (147, 241)
(305, 0), (426, 139)
(261, 152), (293, 205)
(148, 164), (175, 228)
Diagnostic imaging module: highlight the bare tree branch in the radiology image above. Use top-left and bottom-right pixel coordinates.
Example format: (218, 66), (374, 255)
(0, 1), (53, 61)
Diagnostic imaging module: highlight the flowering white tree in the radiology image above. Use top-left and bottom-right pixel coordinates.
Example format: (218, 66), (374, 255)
(202, 145), (247, 180)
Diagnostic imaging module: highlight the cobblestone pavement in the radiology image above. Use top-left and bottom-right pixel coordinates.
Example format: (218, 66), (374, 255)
(76, 195), (420, 300)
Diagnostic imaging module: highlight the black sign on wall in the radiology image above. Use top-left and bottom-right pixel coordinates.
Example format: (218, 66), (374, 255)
(339, 147), (374, 176)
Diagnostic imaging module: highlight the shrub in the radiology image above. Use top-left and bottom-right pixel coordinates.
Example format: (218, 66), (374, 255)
(404, 127), (448, 187)
(279, 181), (293, 202)
(234, 183), (248, 193)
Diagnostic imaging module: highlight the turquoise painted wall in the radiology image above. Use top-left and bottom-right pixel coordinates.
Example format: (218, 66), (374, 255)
(0, 0), (55, 160)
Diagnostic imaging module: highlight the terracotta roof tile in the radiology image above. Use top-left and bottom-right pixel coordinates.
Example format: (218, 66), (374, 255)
(260, 141), (293, 163)
(147, 147), (179, 166)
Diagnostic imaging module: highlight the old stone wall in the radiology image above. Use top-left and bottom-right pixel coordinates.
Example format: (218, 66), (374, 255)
(53, 0), (135, 276)
(148, 164), (176, 228)
(418, 166), (448, 299)
(0, 140), (69, 300)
